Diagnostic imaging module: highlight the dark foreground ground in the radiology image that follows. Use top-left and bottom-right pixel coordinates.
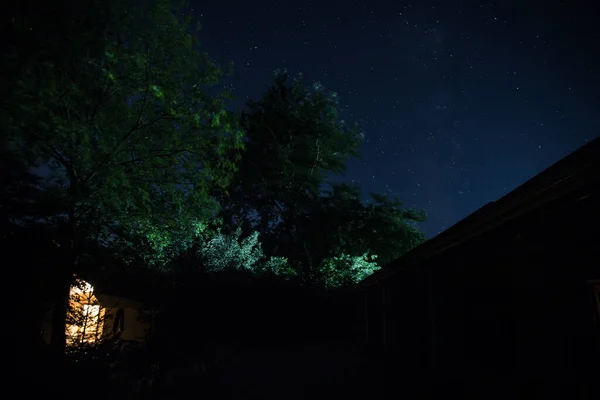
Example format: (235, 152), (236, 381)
(215, 340), (383, 399)
(188, 340), (597, 400)
(24, 339), (597, 399)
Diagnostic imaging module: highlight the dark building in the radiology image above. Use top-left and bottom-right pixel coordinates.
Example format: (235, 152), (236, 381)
(349, 137), (600, 398)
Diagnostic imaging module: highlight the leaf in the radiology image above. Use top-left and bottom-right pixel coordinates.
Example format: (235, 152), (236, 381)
(4, 0), (243, 271)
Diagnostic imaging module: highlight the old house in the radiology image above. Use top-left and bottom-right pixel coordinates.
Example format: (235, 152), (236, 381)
(351, 137), (600, 397)
(41, 275), (155, 347)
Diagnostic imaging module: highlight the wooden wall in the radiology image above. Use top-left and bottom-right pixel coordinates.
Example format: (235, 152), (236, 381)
(358, 184), (600, 397)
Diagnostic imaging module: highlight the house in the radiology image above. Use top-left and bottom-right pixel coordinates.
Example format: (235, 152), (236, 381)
(350, 137), (600, 397)
(41, 274), (155, 347)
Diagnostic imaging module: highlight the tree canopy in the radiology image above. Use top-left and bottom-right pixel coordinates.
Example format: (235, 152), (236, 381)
(4, 0), (245, 261)
(2, 2), (427, 334)
(3, 0), (245, 352)
(218, 72), (426, 285)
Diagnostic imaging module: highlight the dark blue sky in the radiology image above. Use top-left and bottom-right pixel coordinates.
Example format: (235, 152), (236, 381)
(188, 0), (599, 238)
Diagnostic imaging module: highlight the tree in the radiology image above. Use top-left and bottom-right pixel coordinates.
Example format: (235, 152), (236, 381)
(219, 71), (363, 283)
(306, 183), (426, 267)
(220, 71), (425, 287)
(120, 216), (293, 281)
(316, 253), (380, 290)
(2, 0), (243, 353)
(0, 137), (63, 241)
(199, 227), (289, 275)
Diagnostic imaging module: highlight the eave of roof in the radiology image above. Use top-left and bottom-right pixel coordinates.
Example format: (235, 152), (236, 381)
(350, 136), (600, 291)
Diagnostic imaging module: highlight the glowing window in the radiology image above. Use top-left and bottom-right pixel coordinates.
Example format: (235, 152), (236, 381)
(66, 278), (105, 345)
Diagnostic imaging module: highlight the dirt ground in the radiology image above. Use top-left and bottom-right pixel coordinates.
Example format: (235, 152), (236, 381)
(214, 340), (385, 399)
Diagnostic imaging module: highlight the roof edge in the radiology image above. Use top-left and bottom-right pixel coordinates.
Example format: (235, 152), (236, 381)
(351, 136), (600, 290)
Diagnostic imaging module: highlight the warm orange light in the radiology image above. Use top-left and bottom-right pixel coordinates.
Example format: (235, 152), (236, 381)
(66, 278), (105, 345)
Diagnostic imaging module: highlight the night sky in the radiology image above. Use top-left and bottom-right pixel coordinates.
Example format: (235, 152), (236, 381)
(188, 0), (599, 238)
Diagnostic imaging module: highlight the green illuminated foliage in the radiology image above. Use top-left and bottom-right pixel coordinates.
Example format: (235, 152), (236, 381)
(3, 0), (244, 259)
(117, 217), (211, 269)
(197, 227), (297, 278)
(308, 182), (426, 268)
(260, 256), (296, 278)
(199, 227), (263, 272)
(316, 253), (380, 290)
(113, 214), (296, 280)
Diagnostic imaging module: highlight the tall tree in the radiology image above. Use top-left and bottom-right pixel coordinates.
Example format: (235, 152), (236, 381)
(2, 0), (243, 353)
(220, 72), (363, 283)
(221, 72), (425, 286)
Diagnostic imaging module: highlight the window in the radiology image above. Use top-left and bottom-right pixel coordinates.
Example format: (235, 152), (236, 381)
(66, 278), (105, 345)
(112, 308), (125, 335)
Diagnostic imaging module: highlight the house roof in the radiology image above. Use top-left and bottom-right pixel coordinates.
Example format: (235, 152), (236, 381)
(351, 136), (600, 290)
(77, 251), (163, 305)
(94, 292), (146, 309)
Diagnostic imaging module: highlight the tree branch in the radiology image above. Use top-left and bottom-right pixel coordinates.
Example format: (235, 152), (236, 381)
(83, 47), (156, 185)
(48, 145), (73, 176)
(310, 138), (320, 176)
